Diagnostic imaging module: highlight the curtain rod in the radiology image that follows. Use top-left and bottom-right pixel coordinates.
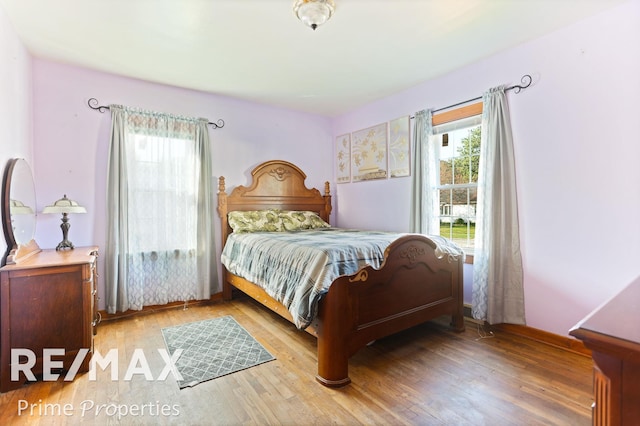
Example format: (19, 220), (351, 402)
(411, 74), (532, 119)
(87, 98), (225, 129)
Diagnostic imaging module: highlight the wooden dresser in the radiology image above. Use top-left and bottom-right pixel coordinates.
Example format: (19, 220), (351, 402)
(570, 276), (640, 425)
(0, 246), (98, 392)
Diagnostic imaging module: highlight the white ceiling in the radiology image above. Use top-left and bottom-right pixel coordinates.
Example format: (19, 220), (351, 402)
(0, 0), (627, 116)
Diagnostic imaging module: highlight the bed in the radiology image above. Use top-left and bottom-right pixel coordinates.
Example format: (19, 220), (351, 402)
(217, 160), (465, 387)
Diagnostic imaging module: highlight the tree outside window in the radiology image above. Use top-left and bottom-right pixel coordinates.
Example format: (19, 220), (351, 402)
(434, 124), (480, 251)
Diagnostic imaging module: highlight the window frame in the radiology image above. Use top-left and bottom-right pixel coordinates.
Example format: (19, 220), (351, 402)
(432, 102), (483, 264)
(126, 132), (200, 253)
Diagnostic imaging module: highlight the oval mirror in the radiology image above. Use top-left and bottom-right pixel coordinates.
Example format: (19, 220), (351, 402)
(2, 158), (37, 264)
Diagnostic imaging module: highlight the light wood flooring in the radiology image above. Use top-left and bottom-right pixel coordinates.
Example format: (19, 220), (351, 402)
(0, 296), (594, 425)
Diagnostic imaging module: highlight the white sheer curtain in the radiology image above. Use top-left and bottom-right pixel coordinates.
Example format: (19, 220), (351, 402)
(472, 86), (525, 324)
(410, 109), (439, 234)
(105, 105), (217, 313)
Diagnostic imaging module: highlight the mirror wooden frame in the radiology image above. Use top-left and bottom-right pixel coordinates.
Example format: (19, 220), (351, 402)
(1, 158), (40, 266)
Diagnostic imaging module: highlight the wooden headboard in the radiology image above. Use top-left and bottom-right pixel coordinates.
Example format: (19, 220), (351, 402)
(217, 160), (332, 245)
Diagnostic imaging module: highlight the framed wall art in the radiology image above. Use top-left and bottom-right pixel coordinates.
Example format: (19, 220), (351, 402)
(335, 133), (351, 184)
(389, 115), (410, 177)
(351, 122), (388, 182)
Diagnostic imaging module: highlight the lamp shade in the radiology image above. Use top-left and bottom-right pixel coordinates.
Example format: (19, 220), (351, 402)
(42, 194), (87, 214)
(9, 199), (34, 215)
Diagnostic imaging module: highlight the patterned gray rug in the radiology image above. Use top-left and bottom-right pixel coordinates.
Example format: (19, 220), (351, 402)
(161, 315), (275, 388)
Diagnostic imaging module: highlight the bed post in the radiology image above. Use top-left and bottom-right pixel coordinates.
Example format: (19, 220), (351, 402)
(451, 259), (465, 332)
(217, 176), (233, 300)
(217, 176), (228, 242)
(314, 280), (352, 387)
(323, 181), (332, 224)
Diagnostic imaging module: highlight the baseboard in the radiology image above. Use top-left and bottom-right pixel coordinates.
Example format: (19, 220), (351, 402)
(98, 299), (590, 357)
(463, 304), (483, 324)
(463, 304), (590, 357)
(98, 293), (223, 323)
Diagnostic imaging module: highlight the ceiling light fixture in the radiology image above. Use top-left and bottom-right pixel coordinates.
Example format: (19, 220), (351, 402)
(293, 0), (335, 31)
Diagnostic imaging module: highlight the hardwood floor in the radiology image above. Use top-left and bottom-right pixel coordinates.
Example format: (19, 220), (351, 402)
(0, 296), (593, 425)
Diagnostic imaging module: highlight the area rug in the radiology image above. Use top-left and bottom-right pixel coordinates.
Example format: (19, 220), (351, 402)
(161, 315), (275, 388)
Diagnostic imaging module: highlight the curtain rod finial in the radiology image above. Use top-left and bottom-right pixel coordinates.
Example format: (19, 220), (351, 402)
(512, 74), (532, 94)
(88, 98), (109, 113)
(208, 119), (225, 129)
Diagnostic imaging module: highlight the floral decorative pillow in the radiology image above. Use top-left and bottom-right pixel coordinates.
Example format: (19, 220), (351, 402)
(279, 210), (330, 231)
(228, 210), (284, 233)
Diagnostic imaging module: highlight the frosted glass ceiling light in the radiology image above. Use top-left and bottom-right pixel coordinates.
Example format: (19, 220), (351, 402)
(294, 0), (335, 30)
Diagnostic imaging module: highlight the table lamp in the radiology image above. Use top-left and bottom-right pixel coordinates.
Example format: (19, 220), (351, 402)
(42, 194), (87, 250)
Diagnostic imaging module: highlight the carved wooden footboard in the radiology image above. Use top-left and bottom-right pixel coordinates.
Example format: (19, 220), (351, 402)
(312, 234), (464, 386)
(218, 160), (464, 387)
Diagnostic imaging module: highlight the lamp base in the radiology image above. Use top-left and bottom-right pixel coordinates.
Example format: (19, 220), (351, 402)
(56, 239), (75, 251)
(56, 213), (75, 251)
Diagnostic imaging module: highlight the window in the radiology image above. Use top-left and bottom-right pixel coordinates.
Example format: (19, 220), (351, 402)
(123, 129), (202, 308)
(128, 133), (198, 254)
(105, 105), (215, 314)
(431, 104), (482, 252)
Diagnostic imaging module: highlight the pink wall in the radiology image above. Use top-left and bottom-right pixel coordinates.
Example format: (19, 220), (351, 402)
(332, 0), (640, 336)
(0, 5), (32, 259)
(30, 61), (333, 308)
(3, 0), (639, 337)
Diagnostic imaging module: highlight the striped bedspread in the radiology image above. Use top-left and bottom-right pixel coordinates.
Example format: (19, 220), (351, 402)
(221, 228), (401, 329)
(221, 228), (464, 329)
